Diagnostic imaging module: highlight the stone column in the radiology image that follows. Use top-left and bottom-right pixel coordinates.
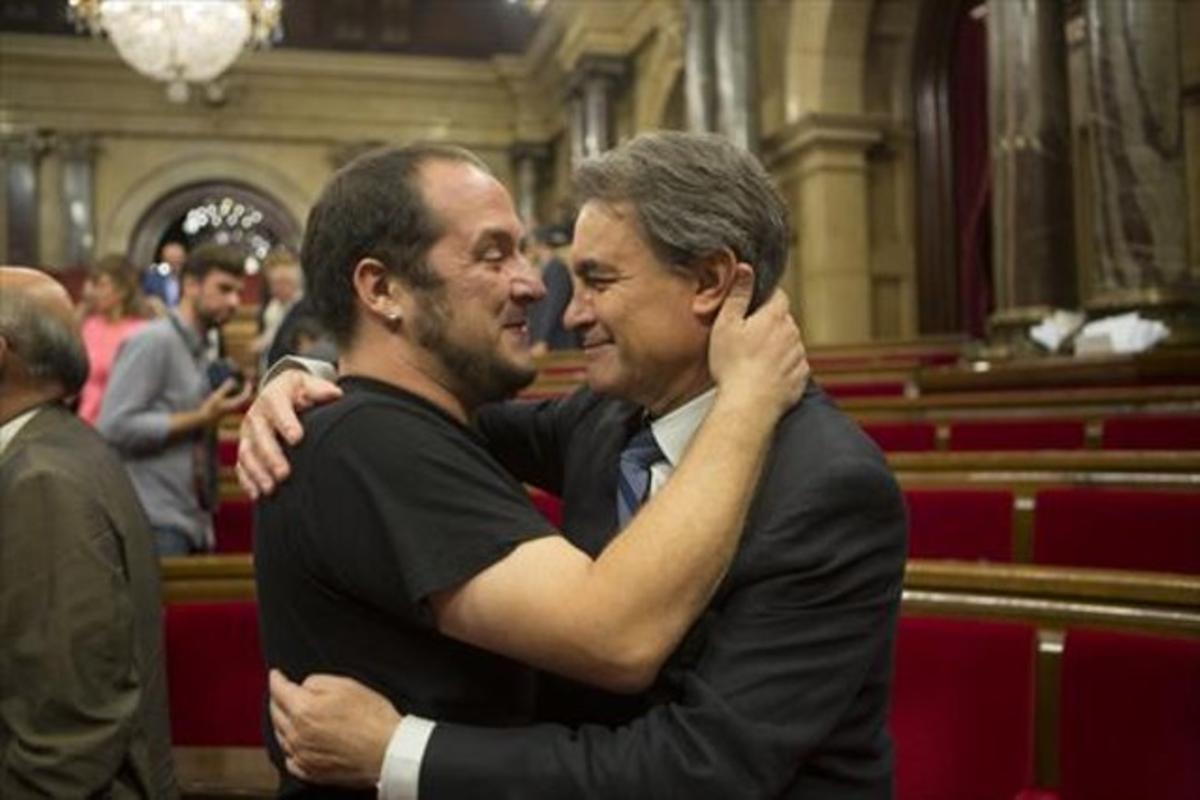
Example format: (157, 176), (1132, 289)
(1082, 0), (1197, 342)
(685, 0), (758, 150)
(568, 93), (588, 168)
(769, 118), (883, 343)
(509, 142), (550, 228)
(685, 0), (716, 133)
(567, 56), (626, 164)
(986, 0), (1078, 354)
(712, 0), (759, 151)
(58, 133), (99, 267)
(1, 132), (47, 266)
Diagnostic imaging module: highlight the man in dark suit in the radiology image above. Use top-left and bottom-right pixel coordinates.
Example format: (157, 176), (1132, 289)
(142, 240), (186, 310)
(0, 267), (177, 798)
(242, 133), (906, 798)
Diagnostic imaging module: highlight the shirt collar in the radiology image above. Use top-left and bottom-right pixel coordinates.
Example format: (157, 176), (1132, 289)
(649, 387), (717, 467)
(0, 406), (43, 458)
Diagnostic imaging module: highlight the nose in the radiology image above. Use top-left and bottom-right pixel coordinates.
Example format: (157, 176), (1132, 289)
(563, 286), (593, 331)
(511, 253), (546, 304)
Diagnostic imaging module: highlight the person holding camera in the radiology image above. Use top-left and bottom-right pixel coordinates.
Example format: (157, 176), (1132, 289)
(99, 243), (252, 556)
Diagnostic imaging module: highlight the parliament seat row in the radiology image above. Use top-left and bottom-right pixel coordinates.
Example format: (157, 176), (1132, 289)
(209, 484), (1200, 577)
(158, 556), (1200, 799)
(905, 486), (1200, 573)
(893, 618), (1200, 800)
(862, 412), (1200, 452)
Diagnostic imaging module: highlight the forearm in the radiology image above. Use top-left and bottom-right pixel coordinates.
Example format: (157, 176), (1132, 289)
(97, 406), (169, 453)
(167, 407), (213, 439)
(569, 392), (777, 685)
(420, 685), (796, 800)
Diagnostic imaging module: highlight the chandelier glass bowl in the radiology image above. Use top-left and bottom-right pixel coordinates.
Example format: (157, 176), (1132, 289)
(69, 0), (282, 101)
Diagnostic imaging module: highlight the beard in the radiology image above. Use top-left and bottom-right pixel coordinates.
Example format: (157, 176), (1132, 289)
(411, 286), (536, 407)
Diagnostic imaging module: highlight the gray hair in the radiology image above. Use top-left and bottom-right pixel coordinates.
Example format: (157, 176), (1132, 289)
(0, 285), (89, 395)
(573, 131), (790, 307)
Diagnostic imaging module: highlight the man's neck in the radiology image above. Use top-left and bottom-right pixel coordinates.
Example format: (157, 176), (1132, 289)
(340, 337), (472, 425)
(175, 300), (207, 337)
(0, 384), (60, 427)
(644, 365), (715, 419)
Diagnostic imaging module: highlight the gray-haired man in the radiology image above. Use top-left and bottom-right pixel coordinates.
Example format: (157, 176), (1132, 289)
(242, 132), (906, 799)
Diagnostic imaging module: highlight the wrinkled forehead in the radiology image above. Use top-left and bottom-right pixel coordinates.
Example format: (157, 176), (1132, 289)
(571, 201), (661, 269)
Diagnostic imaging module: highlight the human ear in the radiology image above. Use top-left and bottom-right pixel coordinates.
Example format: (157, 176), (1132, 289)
(351, 258), (406, 325)
(691, 248), (738, 321)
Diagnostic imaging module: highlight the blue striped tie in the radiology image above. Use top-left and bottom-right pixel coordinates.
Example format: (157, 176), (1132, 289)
(616, 427), (664, 529)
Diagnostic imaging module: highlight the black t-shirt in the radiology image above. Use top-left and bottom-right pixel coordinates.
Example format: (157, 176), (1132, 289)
(255, 376), (555, 792)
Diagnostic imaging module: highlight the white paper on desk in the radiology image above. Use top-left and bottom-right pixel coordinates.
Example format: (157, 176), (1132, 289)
(1071, 312), (1169, 355)
(1029, 310), (1085, 352)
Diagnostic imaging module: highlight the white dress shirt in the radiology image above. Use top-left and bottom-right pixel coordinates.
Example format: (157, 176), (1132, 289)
(378, 388), (718, 799)
(0, 406), (42, 458)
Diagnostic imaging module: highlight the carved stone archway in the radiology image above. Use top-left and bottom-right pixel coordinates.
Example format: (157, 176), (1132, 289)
(101, 152), (312, 263)
(126, 181), (302, 268)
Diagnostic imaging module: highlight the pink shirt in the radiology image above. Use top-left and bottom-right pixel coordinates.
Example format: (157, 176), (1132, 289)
(79, 315), (147, 425)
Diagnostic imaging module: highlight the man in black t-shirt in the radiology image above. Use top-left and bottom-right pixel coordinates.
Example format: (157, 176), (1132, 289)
(252, 143), (807, 795)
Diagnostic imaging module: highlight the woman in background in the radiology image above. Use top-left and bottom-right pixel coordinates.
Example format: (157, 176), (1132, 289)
(78, 254), (151, 425)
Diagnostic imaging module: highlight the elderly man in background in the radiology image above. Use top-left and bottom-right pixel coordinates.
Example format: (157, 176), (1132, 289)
(241, 131), (906, 799)
(0, 267), (177, 798)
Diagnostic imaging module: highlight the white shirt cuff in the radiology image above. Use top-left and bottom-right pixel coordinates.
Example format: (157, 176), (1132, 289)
(377, 715), (436, 800)
(259, 355), (336, 388)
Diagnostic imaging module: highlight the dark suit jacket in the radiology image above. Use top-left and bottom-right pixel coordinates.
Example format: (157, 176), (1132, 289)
(141, 268), (179, 308)
(417, 384), (907, 799)
(0, 404), (177, 799)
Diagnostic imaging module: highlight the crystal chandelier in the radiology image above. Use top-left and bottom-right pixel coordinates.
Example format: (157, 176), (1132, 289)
(68, 0), (283, 103)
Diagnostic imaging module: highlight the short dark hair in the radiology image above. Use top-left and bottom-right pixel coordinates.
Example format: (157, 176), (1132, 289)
(301, 144), (490, 347)
(0, 278), (89, 395)
(574, 131), (790, 307)
(182, 243), (247, 282)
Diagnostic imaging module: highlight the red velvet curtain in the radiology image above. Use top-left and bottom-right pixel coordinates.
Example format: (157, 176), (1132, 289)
(950, 6), (992, 339)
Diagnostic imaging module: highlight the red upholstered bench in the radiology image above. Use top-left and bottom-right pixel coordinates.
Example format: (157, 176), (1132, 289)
(1101, 414), (1200, 450)
(1055, 629), (1200, 800)
(948, 419), (1086, 451)
(823, 380), (909, 399)
(1032, 488), (1200, 574)
(217, 438), (239, 467)
(214, 498), (255, 554)
(165, 601), (266, 746)
(891, 617), (1037, 800)
(862, 421), (938, 452)
(528, 488), (563, 528)
(904, 488), (1014, 561)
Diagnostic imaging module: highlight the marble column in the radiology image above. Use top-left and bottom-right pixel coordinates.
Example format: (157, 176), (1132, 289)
(1082, 0), (1197, 341)
(712, 0), (758, 151)
(59, 133), (99, 267)
(509, 142), (550, 228)
(568, 56), (627, 164)
(769, 119), (883, 343)
(685, 0), (758, 150)
(568, 93), (588, 168)
(1, 132), (47, 266)
(685, 0), (716, 133)
(986, 0), (1078, 354)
